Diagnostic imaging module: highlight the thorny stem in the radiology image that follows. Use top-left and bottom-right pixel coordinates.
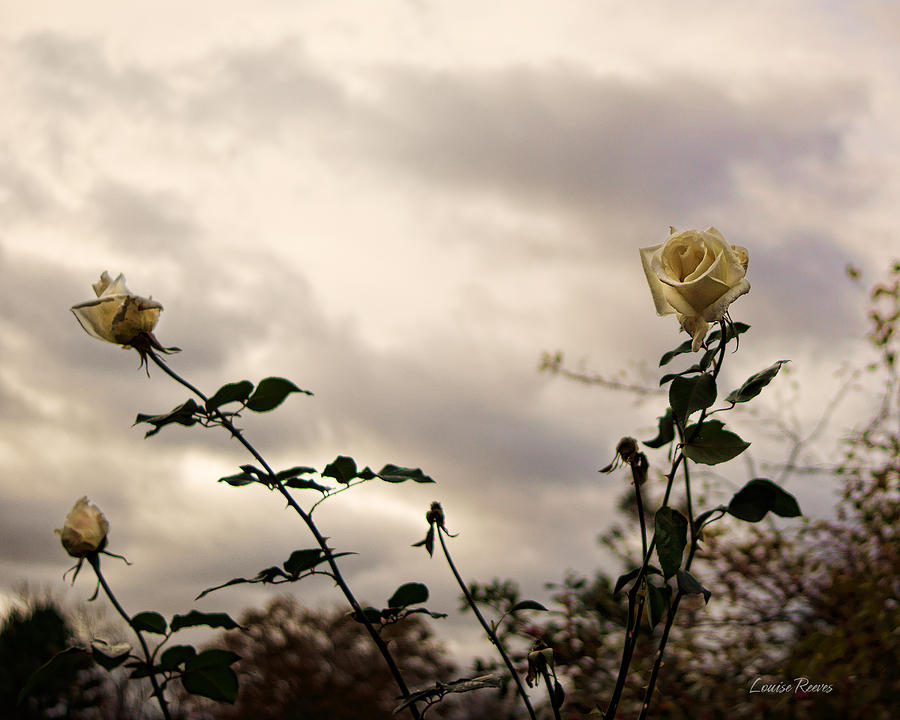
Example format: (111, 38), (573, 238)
(88, 556), (172, 720)
(435, 527), (538, 720)
(605, 322), (729, 720)
(146, 350), (422, 720)
(540, 664), (563, 720)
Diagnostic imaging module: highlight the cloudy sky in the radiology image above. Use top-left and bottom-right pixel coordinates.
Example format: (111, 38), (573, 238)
(2, 0), (898, 668)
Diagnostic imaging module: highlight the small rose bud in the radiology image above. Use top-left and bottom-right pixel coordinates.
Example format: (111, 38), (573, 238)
(525, 640), (554, 687)
(55, 497), (109, 557)
(616, 437), (639, 464)
(425, 501), (445, 528)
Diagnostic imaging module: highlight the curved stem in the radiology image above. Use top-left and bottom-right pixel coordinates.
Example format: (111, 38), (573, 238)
(88, 556), (172, 720)
(540, 664), (563, 720)
(146, 350), (422, 720)
(436, 528), (538, 720)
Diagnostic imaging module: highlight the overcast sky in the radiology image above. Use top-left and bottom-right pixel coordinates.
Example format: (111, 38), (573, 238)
(2, 0), (899, 668)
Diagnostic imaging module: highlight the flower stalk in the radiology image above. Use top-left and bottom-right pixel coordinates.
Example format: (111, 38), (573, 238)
(87, 554), (172, 720)
(434, 525), (537, 720)
(145, 349), (422, 720)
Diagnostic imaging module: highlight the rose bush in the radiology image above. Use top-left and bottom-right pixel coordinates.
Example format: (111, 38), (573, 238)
(55, 496), (109, 557)
(71, 272), (163, 346)
(640, 227), (749, 351)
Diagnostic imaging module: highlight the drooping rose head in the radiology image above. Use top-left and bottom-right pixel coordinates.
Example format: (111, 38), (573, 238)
(55, 496), (109, 557)
(71, 272), (163, 346)
(640, 227), (750, 351)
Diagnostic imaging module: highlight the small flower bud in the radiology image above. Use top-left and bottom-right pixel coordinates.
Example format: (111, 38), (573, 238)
(425, 501), (445, 528)
(55, 497), (109, 557)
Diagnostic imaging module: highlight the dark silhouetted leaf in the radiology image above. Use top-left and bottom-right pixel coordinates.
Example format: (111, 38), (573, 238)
(644, 408), (675, 448)
(676, 569), (711, 603)
(170, 611), (242, 633)
(283, 548), (355, 576)
(646, 582), (671, 628)
(135, 399), (201, 437)
(322, 455), (358, 484)
(160, 645), (197, 671)
(728, 478), (802, 522)
(131, 612), (167, 635)
(218, 472), (256, 487)
(509, 600), (547, 613)
(669, 374), (717, 425)
(245, 377), (310, 412)
(388, 582), (429, 609)
(683, 420), (750, 465)
(659, 339), (694, 366)
(90, 640), (131, 671)
(181, 650), (240, 703)
(206, 380), (253, 413)
(726, 360), (790, 404)
(377, 464), (435, 483)
(655, 507), (687, 578)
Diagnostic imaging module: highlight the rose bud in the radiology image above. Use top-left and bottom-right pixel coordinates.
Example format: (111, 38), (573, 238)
(55, 496), (109, 557)
(640, 228), (749, 351)
(71, 271), (163, 346)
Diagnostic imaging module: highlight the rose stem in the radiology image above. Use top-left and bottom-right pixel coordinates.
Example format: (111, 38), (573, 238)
(435, 526), (538, 720)
(87, 555), (172, 720)
(539, 663), (564, 720)
(638, 322), (729, 719)
(146, 349), (422, 720)
(605, 323), (730, 719)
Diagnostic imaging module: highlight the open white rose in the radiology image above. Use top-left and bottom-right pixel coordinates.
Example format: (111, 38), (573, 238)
(640, 227), (750, 351)
(71, 271), (163, 346)
(55, 496), (109, 557)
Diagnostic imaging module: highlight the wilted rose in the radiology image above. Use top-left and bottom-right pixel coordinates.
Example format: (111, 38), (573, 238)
(640, 227), (749, 351)
(71, 272), (163, 346)
(55, 496), (109, 557)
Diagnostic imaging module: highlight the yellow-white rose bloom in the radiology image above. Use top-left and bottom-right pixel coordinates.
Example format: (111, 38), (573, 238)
(55, 496), (109, 557)
(640, 228), (750, 351)
(71, 272), (162, 346)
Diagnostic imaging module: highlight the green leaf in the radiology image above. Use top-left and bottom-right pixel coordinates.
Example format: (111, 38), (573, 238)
(683, 420), (750, 465)
(693, 506), (727, 539)
(275, 466), (317, 480)
(205, 380), (254, 412)
(388, 582), (429, 609)
(134, 399), (201, 437)
(655, 507), (688, 578)
(659, 338), (694, 366)
(160, 645), (197, 671)
(676, 569), (711, 603)
(509, 600), (548, 613)
(322, 455), (357, 484)
(127, 660), (157, 679)
(646, 582), (672, 628)
(181, 650), (240, 703)
(377, 464), (436, 483)
(613, 566), (662, 595)
(276, 465), (329, 491)
(726, 360), (790, 404)
(283, 548), (355, 576)
(706, 321), (750, 346)
(352, 606), (384, 624)
(659, 363), (702, 386)
(728, 478), (802, 522)
(131, 612), (167, 635)
(245, 377), (311, 412)
(170, 611), (242, 633)
(644, 408), (675, 448)
(218, 472), (257, 487)
(90, 640), (131, 671)
(669, 374), (717, 425)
